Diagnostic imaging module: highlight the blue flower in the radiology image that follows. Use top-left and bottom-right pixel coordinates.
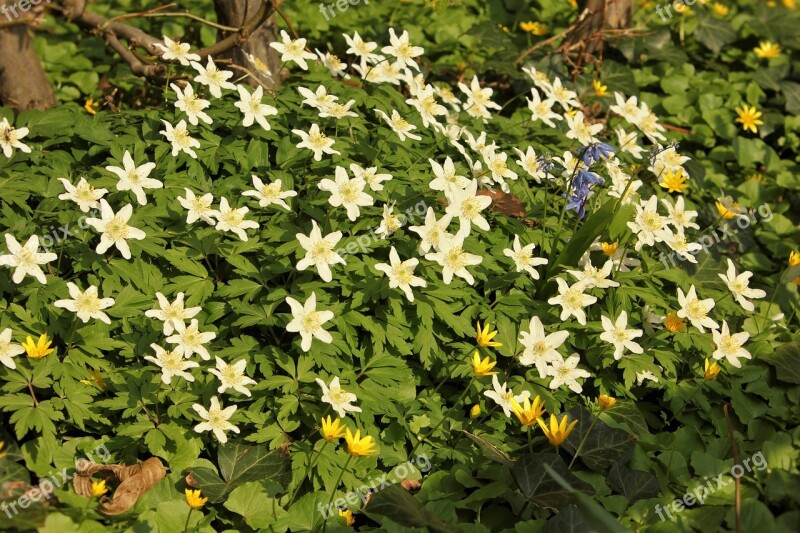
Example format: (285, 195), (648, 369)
(582, 142), (616, 166)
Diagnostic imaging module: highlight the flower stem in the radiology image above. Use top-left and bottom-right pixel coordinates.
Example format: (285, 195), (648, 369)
(568, 416), (598, 470)
(322, 454), (353, 532)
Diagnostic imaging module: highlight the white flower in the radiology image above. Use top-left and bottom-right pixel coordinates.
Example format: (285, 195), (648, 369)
(170, 83), (212, 126)
(650, 145), (691, 177)
(458, 75), (501, 121)
(244, 52), (273, 77)
(712, 321), (751, 368)
(316, 49), (348, 77)
(58, 177), (107, 213)
(192, 396), (239, 443)
(375, 247), (426, 302)
(513, 146), (547, 183)
(293, 123), (340, 161)
(177, 189), (218, 225)
(286, 292), (334, 352)
(677, 285), (719, 333)
(567, 259), (619, 290)
(269, 30), (316, 70)
(105, 150), (161, 206)
(636, 370), (659, 385)
(636, 102), (666, 143)
(627, 195), (667, 251)
(660, 228), (702, 263)
(316, 376), (361, 418)
(318, 167), (373, 221)
(599, 311), (643, 360)
(160, 119), (200, 158)
(545, 77), (580, 110)
(154, 36), (200, 66)
(145, 344), (199, 385)
(718, 258), (766, 312)
(375, 203), (402, 238)
(405, 85), (446, 129)
(84, 200), (146, 260)
(234, 85), (278, 131)
(191, 58), (236, 98)
(409, 208), (453, 254)
(144, 292), (201, 335)
(298, 85), (338, 111)
(615, 127), (646, 159)
(609, 93), (642, 124)
(350, 164), (392, 192)
(503, 235), (547, 279)
(484, 375), (530, 417)
(343, 31), (382, 65)
(661, 196), (699, 231)
(53, 282), (114, 324)
(425, 227), (483, 285)
(526, 89), (562, 128)
(521, 66), (552, 92)
(0, 235), (57, 284)
(0, 328), (25, 370)
(381, 28), (424, 71)
(518, 316), (569, 378)
(547, 353), (591, 393)
(0, 118), (31, 158)
(428, 157), (469, 193)
(482, 149), (518, 189)
(166, 319), (216, 360)
(547, 278), (597, 325)
(375, 109), (421, 142)
(643, 305), (665, 336)
(243, 176), (297, 210)
(565, 111), (603, 145)
(445, 179), (492, 232)
(296, 220), (345, 282)
(209, 357), (256, 397)
(214, 197), (259, 241)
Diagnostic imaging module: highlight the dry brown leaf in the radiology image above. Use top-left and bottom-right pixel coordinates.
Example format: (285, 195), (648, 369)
(400, 479), (421, 491)
(476, 189), (526, 218)
(73, 457), (167, 515)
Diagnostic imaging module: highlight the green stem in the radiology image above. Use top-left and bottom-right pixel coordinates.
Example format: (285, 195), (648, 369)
(182, 508), (193, 533)
(568, 416), (598, 470)
(322, 455), (354, 532)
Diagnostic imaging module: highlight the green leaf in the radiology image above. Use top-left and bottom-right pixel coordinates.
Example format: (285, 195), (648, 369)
(761, 342), (800, 384)
(511, 453), (593, 509)
(562, 407), (635, 471)
(606, 462), (660, 502)
(365, 484), (457, 533)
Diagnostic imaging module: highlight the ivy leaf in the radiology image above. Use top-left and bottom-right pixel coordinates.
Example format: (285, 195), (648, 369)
(606, 462), (660, 502)
(511, 453), (593, 509)
(562, 406), (635, 471)
(365, 484), (457, 533)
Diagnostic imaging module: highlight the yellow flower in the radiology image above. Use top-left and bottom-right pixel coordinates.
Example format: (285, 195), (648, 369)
(712, 2), (729, 16)
(601, 242), (618, 257)
(84, 99), (99, 115)
(745, 172), (766, 183)
(0, 441), (5, 459)
(91, 479), (108, 498)
(564, 106), (578, 118)
(754, 41), (781, 59)
(476, 321), (502, 348)
(23, 334), (55, 359)
(735, 105), (764, 134)
(537, 414), (578, 446)
(783, 0), (797, 8)
(471, 350), (498, 377)
(704, 358), (721, 381)
(592, 79), (608, 97)
(339, 509), (355, 526)
(664, 312), (687, 332)
(715, 197), (741, 219)
(469, 404), (481, 417)
(520, 21), (548, 35)
(675, 2), (692, 14)
(789, 251), (800, 267)
(567, 0), (578, 8)
(598, 394), (616, 410)
(321, 416), (346, 442)
(81, 368), (106, 389)
(185, 488), (207, 509)
(511, 395), (546, 426)
(345, 428), (377, 457)
(659, 169), (690, 193)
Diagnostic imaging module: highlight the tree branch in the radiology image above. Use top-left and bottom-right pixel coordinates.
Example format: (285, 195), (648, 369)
(195, 0), (275, 57)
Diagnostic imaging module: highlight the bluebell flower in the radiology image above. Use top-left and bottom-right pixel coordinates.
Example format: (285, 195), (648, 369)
(582, 142), (616, 166)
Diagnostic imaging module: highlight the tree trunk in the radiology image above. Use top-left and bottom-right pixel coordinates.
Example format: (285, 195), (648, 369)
(213, 0), (282, 90)
(0, 1), (56, 111)
(563, 0), (634, 67)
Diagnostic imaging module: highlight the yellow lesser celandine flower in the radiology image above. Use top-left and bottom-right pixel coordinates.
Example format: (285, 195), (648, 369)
(788, 251), (800, 267)
(601, 242), (619, 257)
(659, 169), (690, 193)
(520, 21), (548, 35)
(567, 0), (578, 8)
(712, 2), (729, 16)
(592, 79), (608, 97)
(471, 350), (498, 377)
(185, 489), (207, 509)
(715, 198), (740, 219)
(783, 0), (797, 8)
(91, 479), (108, 498)
(345, 428), (377, 457)
(321, 416), (346, 442)
(664, 312), (687, 333)
(84, 99), (99, 115)
(537, 414), (578, 446)
(704, 358), (721, 381)
(511, 395), (546, 426)
(745, 172), (766, 183)
(598, 394), (616, 410)
(675, 2), (692, 14)
(476, 321), (503, 348)
(470, 404), (481, 417)
(23, 334), (55, 359)
(735, 105), (763, 133)
(754, 41), (781, 59)
(339, 509), (355, 526)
